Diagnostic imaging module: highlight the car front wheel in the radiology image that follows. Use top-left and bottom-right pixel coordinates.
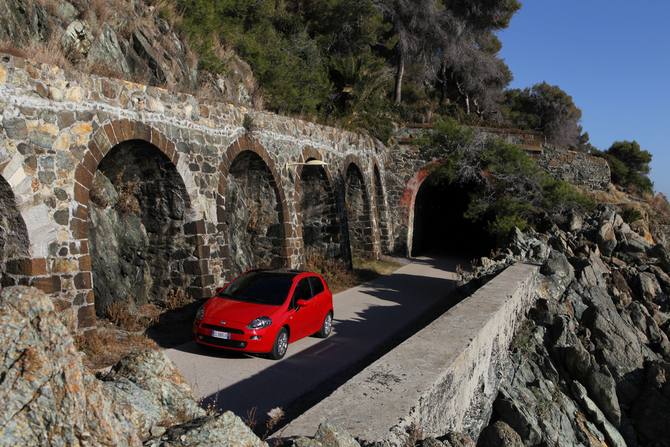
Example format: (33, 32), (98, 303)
(316, 311), (333, 338)
(269, 327), (289, 360)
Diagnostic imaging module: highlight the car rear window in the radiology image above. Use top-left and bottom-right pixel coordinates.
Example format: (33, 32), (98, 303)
(309, 276), (325, 294)
(218, 271), (296, 305)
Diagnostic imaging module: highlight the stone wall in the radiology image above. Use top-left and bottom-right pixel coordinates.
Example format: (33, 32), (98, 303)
(395, 124), (542, 151)
(534, 144), (611, 191)
(0, 53), (389, 333)
(276, 262), (540, 444)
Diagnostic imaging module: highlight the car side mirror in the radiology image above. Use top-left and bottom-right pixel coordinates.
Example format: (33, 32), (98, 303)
(296, 299), (308, 308)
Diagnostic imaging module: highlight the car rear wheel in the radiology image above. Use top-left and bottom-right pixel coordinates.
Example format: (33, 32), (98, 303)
(316, 311), (333, 338)
(269, 327), (289, 360)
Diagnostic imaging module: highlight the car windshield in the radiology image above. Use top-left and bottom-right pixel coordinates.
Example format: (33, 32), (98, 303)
(217, 271), (297, 305)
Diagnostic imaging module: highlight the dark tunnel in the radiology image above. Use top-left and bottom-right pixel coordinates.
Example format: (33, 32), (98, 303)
(411, 176), (496, 259)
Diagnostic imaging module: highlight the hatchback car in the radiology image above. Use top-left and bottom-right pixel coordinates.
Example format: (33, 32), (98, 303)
(193, 268), (334, 359)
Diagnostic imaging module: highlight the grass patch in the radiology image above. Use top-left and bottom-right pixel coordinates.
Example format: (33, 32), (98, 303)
(511, 318), (535, 357)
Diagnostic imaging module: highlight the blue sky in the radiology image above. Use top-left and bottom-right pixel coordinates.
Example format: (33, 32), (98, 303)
(497, 1), (670, 198)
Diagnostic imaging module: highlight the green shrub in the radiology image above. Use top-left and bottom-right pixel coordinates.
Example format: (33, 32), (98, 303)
(540, 178), (596, 212)
(622, 207), (642, 224)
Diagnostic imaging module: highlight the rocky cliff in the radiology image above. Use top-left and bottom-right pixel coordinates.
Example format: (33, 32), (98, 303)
(0, 0), (256, 106)
(0, 285), (266, 446)
(468, 205), (670, 447)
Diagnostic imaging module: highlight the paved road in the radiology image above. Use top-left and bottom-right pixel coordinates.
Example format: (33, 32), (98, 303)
(165, 256), (461, 425)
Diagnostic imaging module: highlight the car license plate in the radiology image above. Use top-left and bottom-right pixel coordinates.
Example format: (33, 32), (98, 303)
(211, 330), (231, 340)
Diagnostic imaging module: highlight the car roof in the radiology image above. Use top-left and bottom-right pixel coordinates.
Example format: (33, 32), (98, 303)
(246, 268), (319, 278)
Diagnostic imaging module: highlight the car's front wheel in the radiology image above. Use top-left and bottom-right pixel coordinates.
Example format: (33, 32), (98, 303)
(268, 327), (289, 360)
(316, 311), (333, 338)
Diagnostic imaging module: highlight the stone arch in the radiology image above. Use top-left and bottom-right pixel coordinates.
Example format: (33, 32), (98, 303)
(218, 135), (292, 276)
(0, 173), (31, 287)
(399, 166), (433, 257)
(77, 120), (214, 319)
(402, 163), (496, 257)
(372, 160), (391, 253)
(292, 147), (344, 263)
(343, 155), (375, 256)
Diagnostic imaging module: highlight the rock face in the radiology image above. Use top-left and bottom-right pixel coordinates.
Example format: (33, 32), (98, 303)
(0, 286), (141, 446)
(473, 204), (670, 447)
(0, 0), (256, 106)
(0, 285), (266, 446)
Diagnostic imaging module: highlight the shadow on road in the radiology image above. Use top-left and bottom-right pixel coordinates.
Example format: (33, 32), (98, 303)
(169, 256), (467, 435)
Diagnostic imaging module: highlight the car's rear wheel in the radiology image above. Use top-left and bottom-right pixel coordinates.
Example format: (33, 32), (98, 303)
(269, 327), (289, 360)
(316, 311), (333, 338)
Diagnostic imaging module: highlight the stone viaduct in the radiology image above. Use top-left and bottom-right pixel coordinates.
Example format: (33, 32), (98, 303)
(0, 54), (610, 334)
(0, 54), (403, 334)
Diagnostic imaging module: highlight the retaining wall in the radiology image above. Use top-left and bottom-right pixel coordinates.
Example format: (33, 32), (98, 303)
(534, 145), (611, 191)
(276, 262), (539, 444)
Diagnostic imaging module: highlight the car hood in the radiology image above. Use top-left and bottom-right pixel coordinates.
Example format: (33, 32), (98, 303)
(204, 297), (280, 324)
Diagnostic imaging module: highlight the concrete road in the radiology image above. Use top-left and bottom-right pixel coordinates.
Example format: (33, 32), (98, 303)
(165, 256), (462, 425)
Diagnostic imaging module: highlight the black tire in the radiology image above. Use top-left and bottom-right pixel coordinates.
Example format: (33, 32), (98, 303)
(268, 327), (289, 360)
(316, 311), (333, 338)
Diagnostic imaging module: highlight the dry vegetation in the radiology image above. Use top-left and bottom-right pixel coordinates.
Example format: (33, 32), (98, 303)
(305, 252), (402, 294)
(75, 329), (159, 372)
(75, 287), (201, 372)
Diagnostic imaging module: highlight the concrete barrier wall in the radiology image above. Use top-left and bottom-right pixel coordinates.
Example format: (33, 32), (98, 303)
(278, 262), (539, 445)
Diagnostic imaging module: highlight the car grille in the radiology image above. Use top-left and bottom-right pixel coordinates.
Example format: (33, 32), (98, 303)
(199, 335), (248, 349)
(201, 324), (245, 334)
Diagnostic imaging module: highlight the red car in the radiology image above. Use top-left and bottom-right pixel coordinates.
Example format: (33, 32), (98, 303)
(193, 268), (334, 359)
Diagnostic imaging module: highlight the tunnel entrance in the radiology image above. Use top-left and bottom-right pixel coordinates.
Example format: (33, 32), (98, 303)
(411, 176), (495, 258)
(87, 140), (192, 315)
(299, 161), (342, 260)
(226, 151), (285, 276)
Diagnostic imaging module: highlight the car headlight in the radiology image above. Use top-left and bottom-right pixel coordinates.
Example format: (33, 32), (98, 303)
(247, 316), (272, 330)
(195, 305), (206, 321)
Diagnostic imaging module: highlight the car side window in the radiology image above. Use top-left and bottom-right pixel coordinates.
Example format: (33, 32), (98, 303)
(291, 278), (313, 308)
(309, 276), (325, 295)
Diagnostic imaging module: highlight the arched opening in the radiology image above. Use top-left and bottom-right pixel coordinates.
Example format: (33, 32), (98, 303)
(87, 139), (193, 315)
(373, 165), (390, 253)
(0, 175), (30, 286)
(411, 175), (495, 258)
(345, 163), (372, 254)
(226, 150), (285, 276)
(299, 159), (342, 260)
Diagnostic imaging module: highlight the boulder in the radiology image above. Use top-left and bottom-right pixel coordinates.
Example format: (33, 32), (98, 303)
(443, 432), (476, 447)
(0, 286), (141, 446)
(570, 381), (626, 447)
(144, 412), (268, 447)
(630, 362), (670, 447)
(596, 222), (617, 257)
(102, 350), (207, 436)
(314, 422), (361, 447)
(476, 421), (523, 447)
(585, 365), (621, 428)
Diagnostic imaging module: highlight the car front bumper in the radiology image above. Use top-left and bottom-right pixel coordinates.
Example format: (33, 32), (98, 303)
(192, 320), (276, 353)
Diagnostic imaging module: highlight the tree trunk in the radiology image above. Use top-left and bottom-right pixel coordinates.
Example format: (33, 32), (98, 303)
(439, 62), (448, 106)
(457, 81), (470, 115)
(394, 53), (404, 104)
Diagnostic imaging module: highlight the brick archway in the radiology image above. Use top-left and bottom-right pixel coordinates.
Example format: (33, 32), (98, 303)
(342, 155), (379, 257)
(399, 165), (435, 257)
(218, 135), (293, 274)
(291, 147), (347, 265)
(71, 120), (215, 328)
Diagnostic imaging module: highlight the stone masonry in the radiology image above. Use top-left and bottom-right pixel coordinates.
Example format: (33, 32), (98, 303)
(0, 54), (390, 333)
